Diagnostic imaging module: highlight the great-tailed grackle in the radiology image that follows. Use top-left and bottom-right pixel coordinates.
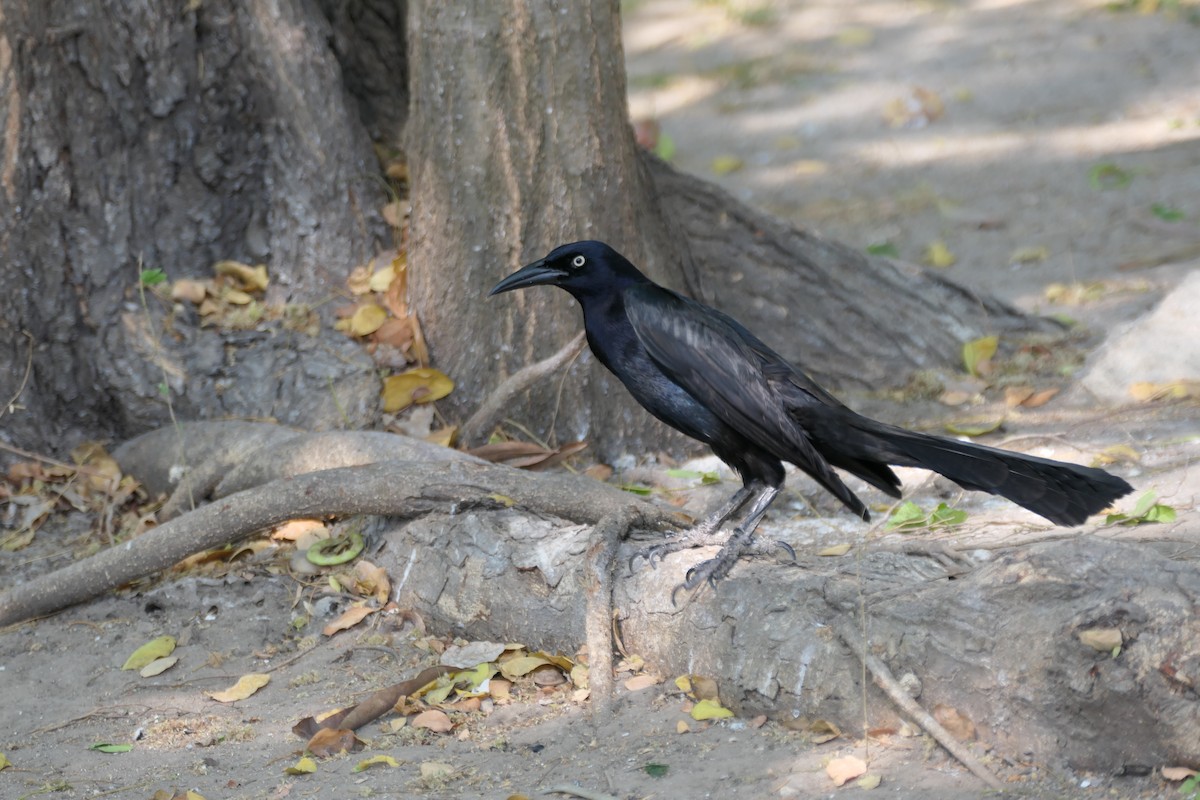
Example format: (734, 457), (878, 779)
(490, 241), (1134, 587)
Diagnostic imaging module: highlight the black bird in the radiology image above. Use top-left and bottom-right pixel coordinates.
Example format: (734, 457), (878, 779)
(490, 241), (1134, 587)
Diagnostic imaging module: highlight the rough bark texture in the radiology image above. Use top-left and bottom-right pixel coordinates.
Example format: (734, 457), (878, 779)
(0, 0), (389, 456)
(404, 0), (700, 458)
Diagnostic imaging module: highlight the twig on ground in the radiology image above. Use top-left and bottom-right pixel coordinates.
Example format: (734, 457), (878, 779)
(460, 331), (587, 446)
(544, 785), (621, 800)
(832, 618), (1005, 792)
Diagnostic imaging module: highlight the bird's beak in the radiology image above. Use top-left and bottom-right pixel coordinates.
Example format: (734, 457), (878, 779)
(488, 259), (565, 296)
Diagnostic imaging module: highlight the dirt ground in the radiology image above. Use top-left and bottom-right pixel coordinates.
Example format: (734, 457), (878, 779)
(3, 1), (1199, 799)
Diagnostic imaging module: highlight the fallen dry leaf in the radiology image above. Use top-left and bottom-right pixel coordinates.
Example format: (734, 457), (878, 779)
(624, 674), (660, 692)
(209, 673), (270, 703)
(1078, 627), (1122, 652)
(826, 755), (867, 786)
(322, 605), (377, 636)
(214, 260), (268, 291)
(1163, 766), (1199, 781)
(412, 709), (453, 733)
(307, 727), (360, 757)
(382, 368), (454, 413)
(931, 704), (976, 741)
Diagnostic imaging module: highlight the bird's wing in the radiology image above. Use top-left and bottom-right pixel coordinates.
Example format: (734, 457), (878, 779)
(623, 284), (860, 506)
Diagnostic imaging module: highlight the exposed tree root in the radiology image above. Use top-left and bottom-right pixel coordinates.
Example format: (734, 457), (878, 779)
(0, 459), (667, 628)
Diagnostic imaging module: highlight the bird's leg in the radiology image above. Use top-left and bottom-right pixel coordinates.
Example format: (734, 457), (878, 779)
(629, 484), (756, 570)
(682, 485), (781, 590)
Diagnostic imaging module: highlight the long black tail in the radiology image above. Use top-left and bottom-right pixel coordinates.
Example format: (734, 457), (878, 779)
(811, 414), (1134, 526)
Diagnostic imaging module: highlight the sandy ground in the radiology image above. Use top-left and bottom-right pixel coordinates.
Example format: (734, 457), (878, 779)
(3, 2), (1199, 799)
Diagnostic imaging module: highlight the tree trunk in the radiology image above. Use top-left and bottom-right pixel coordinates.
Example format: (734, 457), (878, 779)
(0, 0), (391, 457)
(403, 0), (1043, 459)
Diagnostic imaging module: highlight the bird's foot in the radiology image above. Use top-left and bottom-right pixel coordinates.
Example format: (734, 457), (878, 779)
(670, 529), (795, 605)
(628, 527), (731, 572)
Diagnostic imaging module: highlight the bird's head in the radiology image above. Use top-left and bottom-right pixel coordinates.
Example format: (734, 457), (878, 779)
(488, 240), (649, 299)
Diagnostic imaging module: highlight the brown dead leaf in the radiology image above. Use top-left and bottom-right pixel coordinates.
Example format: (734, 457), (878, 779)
(353, 560), (391, 604)
(307, 727), (361, 758)
(623, 674), (660, 692)
(931, 704), (976, 741)
(826, 755), (867, 786)
(1163, 766), (1199, 781)
(466, 440), (588, 471)
(372, 317), (415, 350)
(1004, 386), (1035, 407)
(584, 463), (614, 481)
(347, 265), (373, 295)
(676, 720), (690, 734)
(381, 200), (405, 228)
(322, 605), (377, 636)
(1022, 388), (1059, 408)
(412, 709), (453, 733)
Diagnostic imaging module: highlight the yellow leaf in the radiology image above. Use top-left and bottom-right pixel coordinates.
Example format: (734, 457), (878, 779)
(186, 792), (207, 800)
(499, 655), (551, 680)
(857, 773), (882, 790)
(817, 543), (852, 557)
(0, 752), (11, 770)
(943, 416), (1004, 437)
(224, 288), (253, 305)
(826, 755), (867, 786)
(369, 263), (396, 293)
(924, 239), (956, 268)
(835, 26), (874, 47)
(711, 155), (744, 175)
(353, 755), (400, 772)
(209, 673), (270, 702)
(139, 655), (178, 678)
(214, 260), (269, 291)
(674, 674), (692, 693)
(1093, 444), (1141, 467)
(690, 698), (734, 720)
(1009, 245), (1048, 264)
(348, 303), (388, 337)
(285, 756), (317, 775)
(1078, 627), (1122, 652)
(382, 368), (455, 413)
(122, 636), (176, 671)
(962, 335), (998, 377)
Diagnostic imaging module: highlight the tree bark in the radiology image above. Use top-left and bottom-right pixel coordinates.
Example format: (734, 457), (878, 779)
(0, 0), (389, 458)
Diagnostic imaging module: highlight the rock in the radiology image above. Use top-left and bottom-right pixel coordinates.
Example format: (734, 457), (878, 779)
(1080, 269), (1200, 404)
